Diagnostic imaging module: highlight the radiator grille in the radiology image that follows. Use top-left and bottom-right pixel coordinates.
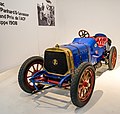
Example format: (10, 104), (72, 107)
(44, 51), (68, 75)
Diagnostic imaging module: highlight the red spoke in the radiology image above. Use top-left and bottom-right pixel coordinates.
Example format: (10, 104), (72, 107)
(83, 72), (86, 81)
(78, 86), (83, 95)
(81, 76), (85, 82)
(82, 88), (86, 97)
(85, 72), (90, 81)
(27, 75), (32, 78)
(28, 69), (33, 73)
(39, 66), (43, 71)
(81, 88), (85, 97)
(36, 64), (39, 71)
(85, 87), (89, 92)
(79, 83), (83, 86)
(32, 65), (36, 72)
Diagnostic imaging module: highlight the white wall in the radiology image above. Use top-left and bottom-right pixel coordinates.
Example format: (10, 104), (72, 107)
(0, 0), (36, 72)
(0, 0), (57, 72)
(56, 0), (120, 52)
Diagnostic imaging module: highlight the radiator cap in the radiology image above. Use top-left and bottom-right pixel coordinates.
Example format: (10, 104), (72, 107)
(55, 44), (60, 48)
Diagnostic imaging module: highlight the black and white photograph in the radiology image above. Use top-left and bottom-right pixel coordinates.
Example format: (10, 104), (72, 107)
(37, 0), (55, 26)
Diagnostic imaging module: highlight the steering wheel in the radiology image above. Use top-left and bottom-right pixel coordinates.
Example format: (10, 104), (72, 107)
(78, 30), (90, 38)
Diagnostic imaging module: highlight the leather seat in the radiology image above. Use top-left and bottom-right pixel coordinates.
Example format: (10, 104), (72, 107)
(95, 37), (108, 47)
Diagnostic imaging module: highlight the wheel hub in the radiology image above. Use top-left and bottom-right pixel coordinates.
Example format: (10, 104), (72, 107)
(82, 81), (88, 87)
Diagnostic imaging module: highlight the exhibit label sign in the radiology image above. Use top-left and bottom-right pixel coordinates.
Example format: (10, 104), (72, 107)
(0, 1), (29, 26)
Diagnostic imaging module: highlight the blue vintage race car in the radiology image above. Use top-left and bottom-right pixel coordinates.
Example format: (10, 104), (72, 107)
(18, 30), (117, 107)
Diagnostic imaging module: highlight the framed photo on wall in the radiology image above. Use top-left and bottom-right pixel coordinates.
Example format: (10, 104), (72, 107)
(37, 0), (55, 26)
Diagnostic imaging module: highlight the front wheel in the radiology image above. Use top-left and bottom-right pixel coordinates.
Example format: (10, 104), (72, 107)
(70, 62), (95, 107)
(18, 56), (44, 93)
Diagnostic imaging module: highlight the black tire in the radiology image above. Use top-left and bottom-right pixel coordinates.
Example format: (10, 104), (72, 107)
(108, 46), (117, 70)
(18, 56), (44, 93)
(108, 38), (112, 46)
(70, 62), (95, 107)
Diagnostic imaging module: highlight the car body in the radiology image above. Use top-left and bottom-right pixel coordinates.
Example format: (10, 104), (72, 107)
(18, 30), (117, 107)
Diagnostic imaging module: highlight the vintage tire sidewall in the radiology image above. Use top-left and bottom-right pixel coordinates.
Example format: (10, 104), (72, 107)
(108, 46), (117, 70)
(18, 56), (44, 93)
(70, 62), (95, 107)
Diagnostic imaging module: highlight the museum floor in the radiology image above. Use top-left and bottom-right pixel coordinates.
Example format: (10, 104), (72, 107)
(0, 56), (120, 114)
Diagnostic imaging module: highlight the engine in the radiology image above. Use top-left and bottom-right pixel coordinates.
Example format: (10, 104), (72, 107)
(44, 38), (95, 76)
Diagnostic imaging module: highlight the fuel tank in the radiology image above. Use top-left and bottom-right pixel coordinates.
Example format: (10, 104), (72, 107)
(62, 38), (96, 68)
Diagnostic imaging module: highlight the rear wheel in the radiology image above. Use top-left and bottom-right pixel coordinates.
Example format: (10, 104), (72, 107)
(108, 46), (117, 70)
(18, 56), (44, 93)
(70, 62), (95, 107)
